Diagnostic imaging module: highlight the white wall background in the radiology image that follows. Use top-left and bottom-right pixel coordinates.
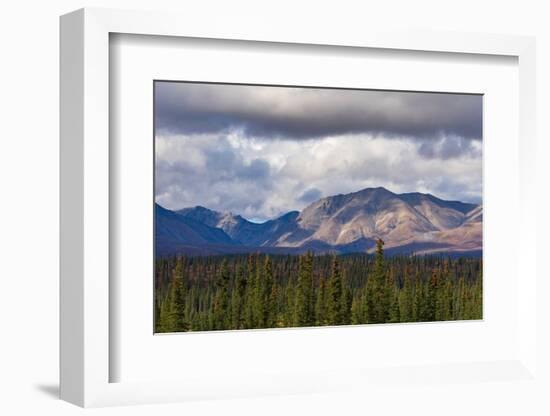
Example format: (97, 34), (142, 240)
(1, 1), (548, 415)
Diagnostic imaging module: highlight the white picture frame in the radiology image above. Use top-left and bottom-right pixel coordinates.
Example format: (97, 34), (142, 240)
(60, 7), (538, 408)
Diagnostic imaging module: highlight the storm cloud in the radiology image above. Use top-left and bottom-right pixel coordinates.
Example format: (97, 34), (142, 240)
(155, 82), (482, 221)
(155, 82), (482, 142)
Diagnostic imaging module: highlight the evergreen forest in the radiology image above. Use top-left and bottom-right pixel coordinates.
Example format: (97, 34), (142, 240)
(155, 240), (482, 333)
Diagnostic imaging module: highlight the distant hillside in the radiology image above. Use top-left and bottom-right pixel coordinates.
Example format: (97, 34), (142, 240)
(155, 204), (240, 256)
(157, 187), (482, 256)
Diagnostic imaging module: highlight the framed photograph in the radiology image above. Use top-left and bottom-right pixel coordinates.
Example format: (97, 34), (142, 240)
(153, 80), (483, 335)
(60, 8), (538, 408)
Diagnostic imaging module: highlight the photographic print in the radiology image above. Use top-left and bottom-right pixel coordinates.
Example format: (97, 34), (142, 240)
(154, 81), (482, 333)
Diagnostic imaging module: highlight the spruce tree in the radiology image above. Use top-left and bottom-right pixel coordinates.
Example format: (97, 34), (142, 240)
(366, 239), (389, 323)
(435, 267), (451, 321)
(158, 289), (173, 332)
(212, 259), (231, 330)
(267, 285), (279, 327)
(425, 270), (438, 321)
(327, 255), (343, 325)
(388, 293), (401, 323)
(351, 290), (367, 325)
(284, 279), (296, 327)
(153, 247), (483, 331)
(294, 252), (315, 326)
(455, 276), (466, 320)
(341, 270), (352, 325)
(253, 256), (266, 328)
(413, 276), (426, 322)
(399, 270), (413, 322)
(315, 278), (327, 325)
(169, 276), (189, 332)
(231, 263), (247, 329)
(244, 255), (257, 329)
(264, 256), (276, 327)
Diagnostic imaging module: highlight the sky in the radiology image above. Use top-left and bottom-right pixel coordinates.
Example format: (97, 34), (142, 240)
(155, 81), (482, 222)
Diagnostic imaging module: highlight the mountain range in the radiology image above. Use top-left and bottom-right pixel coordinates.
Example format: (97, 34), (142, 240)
(155, 187), (482, 257)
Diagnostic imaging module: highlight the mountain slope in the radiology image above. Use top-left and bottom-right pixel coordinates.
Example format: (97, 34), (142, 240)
(161, 187), (482, 256)
(155, 204), (240, 255)
(288, 187), (438, 247)
(177, 206), (302, 247)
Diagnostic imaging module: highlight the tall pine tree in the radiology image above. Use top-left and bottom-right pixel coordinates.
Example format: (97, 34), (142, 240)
(327, 255), (344, 325)
(366, 239), (389, 323)
(294, 252), (315, 326)
(264, 256), (277, 327)
(231, 263), (247, 329)
(315, 278), (327, 325)
(212, 259), (230, 330)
